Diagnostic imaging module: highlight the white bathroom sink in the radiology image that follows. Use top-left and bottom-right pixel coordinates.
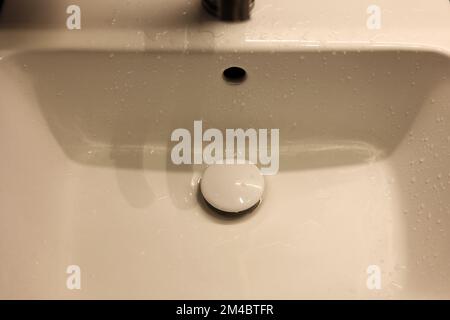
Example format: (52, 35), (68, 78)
(1, 48), (449, 299)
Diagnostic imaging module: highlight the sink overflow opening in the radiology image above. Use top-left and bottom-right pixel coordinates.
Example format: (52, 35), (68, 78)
(223, 66), (247, 84)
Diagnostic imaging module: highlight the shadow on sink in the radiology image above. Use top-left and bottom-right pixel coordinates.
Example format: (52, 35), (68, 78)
(7, 50), (446, 171)
(0, 0), (215, 30)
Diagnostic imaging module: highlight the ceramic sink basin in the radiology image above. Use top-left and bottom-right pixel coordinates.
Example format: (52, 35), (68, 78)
(1, 47), (450, 299)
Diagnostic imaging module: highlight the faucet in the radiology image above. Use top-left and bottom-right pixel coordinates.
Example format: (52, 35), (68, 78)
(202, 0), (255, 21)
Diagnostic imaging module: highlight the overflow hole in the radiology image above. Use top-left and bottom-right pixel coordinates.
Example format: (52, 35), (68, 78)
(223, 66), (247, 84)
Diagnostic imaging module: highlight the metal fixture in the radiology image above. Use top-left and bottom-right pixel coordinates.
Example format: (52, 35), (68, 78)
(202, 0), (255, 21)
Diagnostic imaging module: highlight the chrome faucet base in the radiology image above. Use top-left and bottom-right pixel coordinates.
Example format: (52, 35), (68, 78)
(202, 0), (255, 21)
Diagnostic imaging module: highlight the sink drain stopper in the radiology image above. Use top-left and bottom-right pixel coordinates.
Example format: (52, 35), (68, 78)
(200, 163), (264, 214)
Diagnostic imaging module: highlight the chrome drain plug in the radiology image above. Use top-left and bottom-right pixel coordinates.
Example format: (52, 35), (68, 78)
(200, 163), (264, 214)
